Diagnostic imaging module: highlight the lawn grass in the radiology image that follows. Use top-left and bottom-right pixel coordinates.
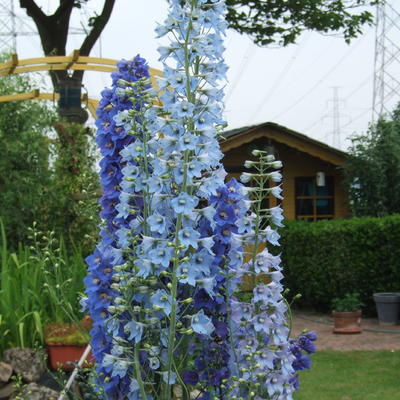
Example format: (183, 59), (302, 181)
(294, 350), (400, 400)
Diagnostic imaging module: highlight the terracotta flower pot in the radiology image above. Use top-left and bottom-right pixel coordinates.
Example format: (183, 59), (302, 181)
(46, 343), (95, 371)
(44, 316), (94, 371)
(332, 310), (362, 334)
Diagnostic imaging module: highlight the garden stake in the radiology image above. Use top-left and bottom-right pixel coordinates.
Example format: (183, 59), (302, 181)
(58, 344), (92, 400)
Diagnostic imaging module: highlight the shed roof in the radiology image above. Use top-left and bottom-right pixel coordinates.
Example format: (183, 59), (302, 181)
(221, 122), (347, 166)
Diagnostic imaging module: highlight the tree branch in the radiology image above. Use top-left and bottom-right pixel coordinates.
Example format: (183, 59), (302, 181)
(79, 0), (116, 56)
(73, 0), (116, 80)
(19, 0), (47, 25)
(52, 0), (75, 20)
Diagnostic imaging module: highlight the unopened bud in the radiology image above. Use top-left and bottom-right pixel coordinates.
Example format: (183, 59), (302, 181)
(293, 293), (302, 301)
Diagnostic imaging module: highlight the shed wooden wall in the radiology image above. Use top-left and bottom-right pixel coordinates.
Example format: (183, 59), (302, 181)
(222, 137), (349, 220)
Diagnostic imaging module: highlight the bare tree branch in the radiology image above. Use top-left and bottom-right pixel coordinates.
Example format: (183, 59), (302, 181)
(73, 0), (116, 80)
(79, 0), (116, 56)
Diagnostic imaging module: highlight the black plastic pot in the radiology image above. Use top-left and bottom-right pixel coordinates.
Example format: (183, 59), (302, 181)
(373, 292), (400, 325)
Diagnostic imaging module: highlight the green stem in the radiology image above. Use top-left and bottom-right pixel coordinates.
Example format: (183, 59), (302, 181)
(250, 163), (266, 295)
(163, 2), (200, 397)
(163, 219), (181, 399)
(226, 285), (241, 373)
(247, 160), (266, 398)
(283, 296), (293, 339)
(134, 343), (148, 400)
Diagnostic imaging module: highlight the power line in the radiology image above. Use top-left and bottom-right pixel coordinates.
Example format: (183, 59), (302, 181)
(302, 72), (373, 133)
(339, 108), (371, 132)
(272, 29), (372, 120)
(247, 33), (311, 124)
(225, 41), (257, 104)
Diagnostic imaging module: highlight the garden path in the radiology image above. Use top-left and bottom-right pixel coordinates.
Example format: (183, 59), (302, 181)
(292, 311), (400, 351)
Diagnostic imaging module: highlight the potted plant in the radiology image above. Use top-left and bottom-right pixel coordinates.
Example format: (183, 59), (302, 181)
(332, 292), (363, 334)
(45, 315), (94, 371)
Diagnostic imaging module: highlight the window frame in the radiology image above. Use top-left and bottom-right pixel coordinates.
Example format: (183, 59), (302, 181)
(295, 176), (335, 221)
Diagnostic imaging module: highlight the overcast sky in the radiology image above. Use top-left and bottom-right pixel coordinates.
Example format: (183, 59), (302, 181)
(8, 0), (400, 151)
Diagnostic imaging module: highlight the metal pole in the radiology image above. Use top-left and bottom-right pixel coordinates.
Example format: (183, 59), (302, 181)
(58, 344), (92, 400)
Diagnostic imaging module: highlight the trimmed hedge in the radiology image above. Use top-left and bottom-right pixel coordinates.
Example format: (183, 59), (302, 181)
(280, 215), (400, 315)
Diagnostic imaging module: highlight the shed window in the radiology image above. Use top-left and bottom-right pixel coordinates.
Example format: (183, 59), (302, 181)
(295, 177), (334, 221)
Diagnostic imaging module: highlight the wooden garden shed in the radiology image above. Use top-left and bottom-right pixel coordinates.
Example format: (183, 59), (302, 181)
(221, 122), (349, 221)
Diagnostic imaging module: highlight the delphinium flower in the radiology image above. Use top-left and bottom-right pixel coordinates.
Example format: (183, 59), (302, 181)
(289, 330), (317, 391)
(85, 1), (314, 399)
(83, 55), (152, 398)
(182, 178), (247, 400)
(89, 1), (231, 399)
(225, 150), (299, 400)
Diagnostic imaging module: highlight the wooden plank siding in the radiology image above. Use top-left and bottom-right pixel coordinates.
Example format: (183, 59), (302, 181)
(221, 127), (349, 220)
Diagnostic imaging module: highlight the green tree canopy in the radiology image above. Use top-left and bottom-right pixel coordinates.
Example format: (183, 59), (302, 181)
(0, 59), (99, 250)
(0, 68), (56, 243)
(344, 104), (400, 217)
(226, 0), (381, 46)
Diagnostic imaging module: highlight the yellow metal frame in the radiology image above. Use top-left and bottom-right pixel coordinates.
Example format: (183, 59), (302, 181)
(0, 50), (163, 118)
(0, 90), (99, 118)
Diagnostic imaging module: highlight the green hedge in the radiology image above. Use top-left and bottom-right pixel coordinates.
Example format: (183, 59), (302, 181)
(280, 215), (400, 315)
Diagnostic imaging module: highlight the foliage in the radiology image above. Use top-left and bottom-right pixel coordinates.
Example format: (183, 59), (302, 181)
(0, 58), (99, 250)
(0, 220), (87, 355)
(344, 104), (400, 217)
(50, 122), (100, 252)
(55, 363), (105, 400)
(331, 293), (363, 312)
(294, 351), (400, 400)
(71, 364), (105, 400)
(225, 0), (380, 46)
(0, 63), (56, 245)
(281, 216), (400, 315)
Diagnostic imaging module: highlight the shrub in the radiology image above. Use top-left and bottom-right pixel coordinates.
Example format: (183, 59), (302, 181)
(0, 62), (100, 252)
(343, 103), (400, 217)
(280, 215), (400, 315)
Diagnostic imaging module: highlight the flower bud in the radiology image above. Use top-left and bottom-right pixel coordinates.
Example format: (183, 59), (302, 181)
(107, 306), (117, 314)
(251, 149), (264, 157)
(240, 172), (253, 183)
(244, 160), (257, 168)
(137, 286), (149, 293)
